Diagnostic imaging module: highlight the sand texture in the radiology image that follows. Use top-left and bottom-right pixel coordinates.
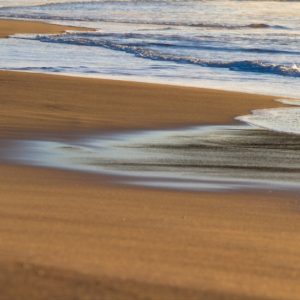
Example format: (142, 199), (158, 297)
(0, 70), (283, 138)
(0, 19), (89, 38)
(0, 20), (299, 300)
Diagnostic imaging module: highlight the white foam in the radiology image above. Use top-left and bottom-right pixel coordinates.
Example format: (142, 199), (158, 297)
(236, 107), (300, 135)
(277, 98), (300, 106)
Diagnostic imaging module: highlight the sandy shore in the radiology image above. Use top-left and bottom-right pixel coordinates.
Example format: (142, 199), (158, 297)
(0, 19), (89, 38)
(0, 70), (283, 138)
(0, 21), (300, 300)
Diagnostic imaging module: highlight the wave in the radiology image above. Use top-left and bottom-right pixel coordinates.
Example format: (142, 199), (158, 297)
(1, 66), (74, 72)
(190, 23), (288, 30)
(236, 107), (300, 135)
(39, 32), (299, 55)
(0, 10), (289, 30)
(31, 33), (300, 78)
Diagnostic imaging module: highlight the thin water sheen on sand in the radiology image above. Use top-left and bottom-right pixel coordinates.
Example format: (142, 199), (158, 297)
(5, 123), (300, 192)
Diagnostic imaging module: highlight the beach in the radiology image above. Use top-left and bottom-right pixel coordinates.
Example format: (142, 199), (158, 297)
(0, 19), (88, 38)
(1, 20), (300, 300)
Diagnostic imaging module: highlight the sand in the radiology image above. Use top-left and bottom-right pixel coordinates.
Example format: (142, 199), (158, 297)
(0, 70), (283, 138)
(0, 19), (89, 38)
(0, 20), (300, 300)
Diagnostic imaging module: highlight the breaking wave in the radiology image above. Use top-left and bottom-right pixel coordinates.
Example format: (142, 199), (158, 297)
(31, 33), (300, 78)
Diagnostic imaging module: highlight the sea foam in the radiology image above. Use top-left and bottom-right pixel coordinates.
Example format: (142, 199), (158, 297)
(277, 98), (300, 106)
(33, 33), (300, 78)
(236, 100), (300, 135)
(1, 0), (300, 98)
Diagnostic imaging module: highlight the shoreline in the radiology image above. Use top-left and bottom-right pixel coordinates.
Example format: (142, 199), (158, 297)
(7, 68), (299, 99)
(0, 18), (91, 38)
(1, 18), (299, 99)
(5, 122), (300, 195)
(0, 69), (284, 139)
(1, 69), (300, 300)
(1, 19), (300, 300)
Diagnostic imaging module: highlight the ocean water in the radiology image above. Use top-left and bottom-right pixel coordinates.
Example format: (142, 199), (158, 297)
(237, 105), (300, 135)
(0, 0), (299, 98)
(1, 1), (300, 191)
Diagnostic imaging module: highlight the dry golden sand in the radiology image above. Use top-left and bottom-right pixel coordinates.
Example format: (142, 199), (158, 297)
(0, 21), (300, 300)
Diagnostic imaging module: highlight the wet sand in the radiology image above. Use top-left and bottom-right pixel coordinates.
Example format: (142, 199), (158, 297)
(0, 70), (283, 138)
(0, 19), (89, 38)
(0, 20), (300, 300)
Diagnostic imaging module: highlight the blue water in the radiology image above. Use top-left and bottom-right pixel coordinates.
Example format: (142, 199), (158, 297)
(0, 0), (299, 97)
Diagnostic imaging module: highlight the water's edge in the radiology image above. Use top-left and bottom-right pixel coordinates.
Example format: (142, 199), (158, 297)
(2, 113), (300, 193)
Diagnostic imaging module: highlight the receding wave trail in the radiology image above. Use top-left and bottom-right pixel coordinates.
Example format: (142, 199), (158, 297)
(5, 123), (300, 192)
(30, 33), (300, 78)
(237, 99), (300, 135)
(4, 96), (300, 192)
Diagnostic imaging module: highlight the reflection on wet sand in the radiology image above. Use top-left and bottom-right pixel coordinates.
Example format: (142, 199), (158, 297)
(5, 124), (300, 191)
